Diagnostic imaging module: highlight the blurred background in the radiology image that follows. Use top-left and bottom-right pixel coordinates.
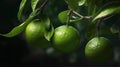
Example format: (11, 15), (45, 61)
(0, 0), (120, 67)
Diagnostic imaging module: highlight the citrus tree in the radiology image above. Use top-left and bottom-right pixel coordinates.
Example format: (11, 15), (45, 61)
(0, 0), (120, 63)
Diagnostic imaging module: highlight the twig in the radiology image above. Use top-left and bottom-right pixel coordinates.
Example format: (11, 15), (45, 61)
(35, 0), (49, 14)
(72, 10), (84, 18)
(39, 0), (49, 10)
(66, 9), (72, 25)
(72, 10), (92, 20)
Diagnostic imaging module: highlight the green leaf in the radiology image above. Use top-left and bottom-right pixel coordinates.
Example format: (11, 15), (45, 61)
(0, 18), (32, 37)
(38, 14), (54, 41)
(78, 0), (86, 6)
(17, 0), (31, 20)
(93, 1), (120, 22)
(31, 0), (39, 11)
(58, 10), (68, 23)
(44, 24), (54, 41)
(18, 0), (27, 20)
(0, 9), (39, 37)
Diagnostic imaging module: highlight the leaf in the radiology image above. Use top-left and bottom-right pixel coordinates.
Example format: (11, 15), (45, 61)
(44, 24), (54, 41)
(31, 0), (39, 11)
(93, 1), (120, 22)
(38, 14), (54, 41)
(78, 0), (86, 6)
(58, 10), (68, 23)
(17, 0), (31, 21)
(17, 0), (27, 20)
(0, 19), (32, 37)
(0, 9), (39, 37)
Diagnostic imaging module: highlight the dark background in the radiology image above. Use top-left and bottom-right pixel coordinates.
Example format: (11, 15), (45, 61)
(0, 0), (120, 67)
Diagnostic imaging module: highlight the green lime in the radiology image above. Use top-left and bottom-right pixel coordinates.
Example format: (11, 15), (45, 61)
(85, 37), (113, 63)
(25, 19), (50, 48)
(52, 25), (81, 53)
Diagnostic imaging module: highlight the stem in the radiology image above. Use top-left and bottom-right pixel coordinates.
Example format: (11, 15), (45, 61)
(66, 9), (72, 25)
(72, 10), (84, 18)
(96, 15), (114, 37)
(103, 15), (114, 21)
(39, 0), (49, 11)
(35, 0), (49, 14)
(96, 19), (102, 37)
(84, 16), (92, 19)
(72, 10), (92, 20)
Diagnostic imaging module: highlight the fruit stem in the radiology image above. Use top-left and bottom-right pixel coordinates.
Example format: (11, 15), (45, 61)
(96, 15), (114, 37)
(66, 9), (72, 26)
(96, 19), (102, 37)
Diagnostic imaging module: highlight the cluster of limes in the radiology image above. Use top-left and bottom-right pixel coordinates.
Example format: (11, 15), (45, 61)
(25, 19), (81, 53)
(25, 18), (113, 63)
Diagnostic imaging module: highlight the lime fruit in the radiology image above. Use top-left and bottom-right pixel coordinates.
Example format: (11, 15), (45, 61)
(52, 25), (81, 53)
(25, 19), (50, 48)
(85, 37), (113, 63)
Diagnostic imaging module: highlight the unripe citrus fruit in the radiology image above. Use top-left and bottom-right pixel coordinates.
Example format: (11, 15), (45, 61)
(25, 19), (50, 48)
(52, 25), (81, 53)
(85, 37), (113, 63)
